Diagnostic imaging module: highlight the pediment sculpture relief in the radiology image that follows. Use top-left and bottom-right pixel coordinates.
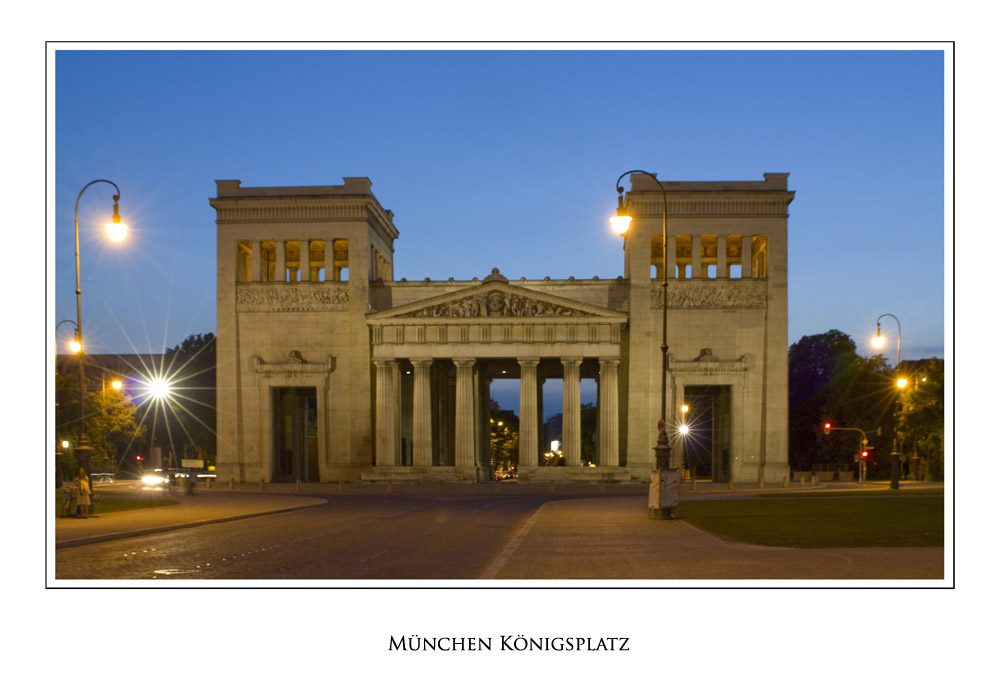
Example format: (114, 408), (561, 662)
(400, 290), (592, 319)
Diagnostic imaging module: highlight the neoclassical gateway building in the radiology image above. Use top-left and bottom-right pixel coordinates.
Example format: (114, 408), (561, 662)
(212, 173), (793, 485)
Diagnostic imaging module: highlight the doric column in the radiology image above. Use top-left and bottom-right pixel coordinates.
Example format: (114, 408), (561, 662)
(275, 240), (286, 282)
(742, 235), (752, 279)
(692, 235), (703, 278)
(598, 358), (620, 466)
(250, 241), (261, 281)
(561, 358), (582, 466)
(454, 358), (477, 467)
(717, 235), (728, 278)
(518, 358), (540, 468)
(374, 359), (400, 466)
(411, 359), (433, 467)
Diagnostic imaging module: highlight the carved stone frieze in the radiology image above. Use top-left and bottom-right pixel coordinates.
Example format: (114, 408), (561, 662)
(253, 354), (336, 377)
(399, 289), (592, 319)
(651, 281), (766, 309)
(237, 284), (349, 312)
(668, 352), (751, 373)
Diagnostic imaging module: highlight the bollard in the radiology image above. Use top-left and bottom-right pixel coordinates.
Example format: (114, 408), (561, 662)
(229, 478), (234, 490)
(691, 477), (697, 491)
(206, 477), (212, 490)
(259, 478), (265, 491)
(338, 480), (344, 495)
(782, 476), (788, 489)
(296, 479), (301, 493)
(812, 475), (818, 487)
(799, 475), (805, 488)
(728, 478), (734, 490)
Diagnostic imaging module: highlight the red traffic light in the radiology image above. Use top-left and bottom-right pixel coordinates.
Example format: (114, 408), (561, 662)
(824, 422), (832, 435)
(861, 450), (869, 458)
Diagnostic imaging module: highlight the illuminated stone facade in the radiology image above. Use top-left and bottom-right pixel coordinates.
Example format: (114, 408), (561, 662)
(212, 174), (793, 484)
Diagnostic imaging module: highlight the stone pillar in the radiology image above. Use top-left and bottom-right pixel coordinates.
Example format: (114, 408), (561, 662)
(411, 359), (433, 467)
(374, 359), (399, 466)
(324, 240), (335, 281)
(454, 358), (476, 467)
(301, 239), (311, 281)
(666, 235), (676, 281)
(518, 358), (540, 468)
(742, 235), (752, 279)
(251, 241), (262, 281)
(275, 241), (286, 282)
(561, 358), (582, 466)
(717, 235), (728, 278)
(692, 235), (703, 278)
(598, 358), (620, 467)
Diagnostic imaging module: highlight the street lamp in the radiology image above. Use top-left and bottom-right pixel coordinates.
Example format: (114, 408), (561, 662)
(613, 170), (677, 519)
(872, 313), (903, 489)
(71, 179), (127, 478)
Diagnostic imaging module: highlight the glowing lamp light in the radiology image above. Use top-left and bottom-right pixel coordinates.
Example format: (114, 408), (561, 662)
(106, 222), (128, 242)
(679, 424), (689, 435)
(61, 440), (70, 449)
(681, 404), (689, 414)
(145, 377), (171, 399)
(896, 378), (908, 389)
(610, 214), (632, 235)
(105, 198), (127, 242)
(872, 333), (886, 349)
(69, 339), (82, 353)
(111, 380), (123, 390)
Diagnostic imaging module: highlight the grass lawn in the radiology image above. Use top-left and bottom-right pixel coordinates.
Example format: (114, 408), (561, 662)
(56, 489), (179, 516)
(678, 496), (944, 548)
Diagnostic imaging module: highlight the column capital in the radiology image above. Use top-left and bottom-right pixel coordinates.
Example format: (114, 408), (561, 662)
(517, 358), (540, 368)
(373, 357), (397, 368)
(410, 358), (433, 368)
(599, 358), (621, 367)
(560, 357), (583, 368)
(453, 357), (476, 368)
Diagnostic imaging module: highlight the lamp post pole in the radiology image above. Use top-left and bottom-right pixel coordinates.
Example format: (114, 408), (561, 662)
(875, 313), (903, 490)
(613, 170), (677, 518)
(72, 180), (126, 477)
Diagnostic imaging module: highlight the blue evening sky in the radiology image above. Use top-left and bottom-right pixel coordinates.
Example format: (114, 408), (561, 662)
(53, 47), (947, 412)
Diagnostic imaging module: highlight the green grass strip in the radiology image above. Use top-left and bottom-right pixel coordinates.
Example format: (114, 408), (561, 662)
(678, 496), (944, 548)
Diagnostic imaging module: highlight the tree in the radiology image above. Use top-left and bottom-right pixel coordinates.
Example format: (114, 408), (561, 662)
(788, 330), (897, 474)
(144, 333), (217, 465)
(87, 386), (147, 473)
(897, 358), (945, 481)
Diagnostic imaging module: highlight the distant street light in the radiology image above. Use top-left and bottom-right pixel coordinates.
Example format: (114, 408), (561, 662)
(72, 179), (127, 478)
(873, 313), (903, 489)
(613, 170), (677, 519)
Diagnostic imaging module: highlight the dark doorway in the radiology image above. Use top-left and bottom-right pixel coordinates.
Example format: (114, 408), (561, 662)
(682, 385), (732, 482)
(272, 387), (318, 481)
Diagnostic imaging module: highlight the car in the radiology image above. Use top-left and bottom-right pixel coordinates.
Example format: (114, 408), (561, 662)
(140, 469), (170, 487)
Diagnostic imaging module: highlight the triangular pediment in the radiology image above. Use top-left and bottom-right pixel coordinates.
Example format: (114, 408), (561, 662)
(368, 279), (626, 323)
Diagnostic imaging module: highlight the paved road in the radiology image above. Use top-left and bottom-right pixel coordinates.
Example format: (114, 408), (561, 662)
(55, 494), (551, 580)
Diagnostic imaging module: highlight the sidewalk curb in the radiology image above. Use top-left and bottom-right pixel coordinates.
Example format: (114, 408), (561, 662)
(55, 499), (328, 549)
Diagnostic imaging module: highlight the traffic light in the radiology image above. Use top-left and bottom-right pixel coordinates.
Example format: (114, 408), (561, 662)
(861, 450), (869, 459)
(824, 422), (832, 435)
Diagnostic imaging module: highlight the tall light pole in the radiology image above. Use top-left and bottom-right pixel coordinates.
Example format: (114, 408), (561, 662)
(72, 180), (128, 477)
(873, 313), (903, 489)
(612, 170), (677, 519)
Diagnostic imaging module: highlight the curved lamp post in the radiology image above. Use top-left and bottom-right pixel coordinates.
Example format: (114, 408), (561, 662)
(72, 180), (127, 476)
(612, 170), (677, 519)
(873, 313), (903, 489)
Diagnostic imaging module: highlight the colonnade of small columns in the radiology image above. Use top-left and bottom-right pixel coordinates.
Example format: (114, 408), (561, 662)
(372, 356), (621, 469)
(237, 239), (350, 282)
(653, 234), (767, 279)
